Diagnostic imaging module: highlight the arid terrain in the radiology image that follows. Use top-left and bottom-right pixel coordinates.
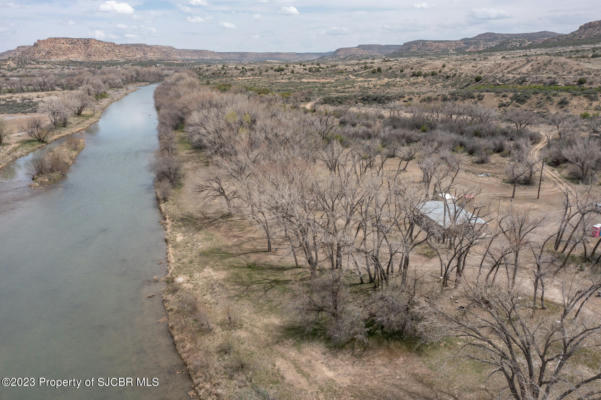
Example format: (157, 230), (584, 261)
(149, 36), (601, 397)
(2, 17), (601, 400)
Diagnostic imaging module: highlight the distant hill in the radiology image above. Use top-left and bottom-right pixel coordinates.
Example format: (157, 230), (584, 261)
(0, 38), (327, 63)
(324, 32), (560, 59)
(385, 31), (561, 57)
(330, 44), (404, 59)
(2, 20), (601, 63)
(534, 20), (601, 48)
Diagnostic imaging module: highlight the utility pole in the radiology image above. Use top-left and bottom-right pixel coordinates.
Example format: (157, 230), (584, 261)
(537, 158), (544, 200)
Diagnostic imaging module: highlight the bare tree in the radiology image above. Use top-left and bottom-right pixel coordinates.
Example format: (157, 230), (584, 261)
(313, 163), (365, 272)
(468, 105), (497, 125)
(82, 77), (107, 98)
(505, 109), (537, 134)
(430, 150), (461, 197)
(393, 144), (417, 175)
(547, 112), (577, 140)
(418, 152), (440, 196)
(392, 186), (428, 288)
(319, 140), (345, 173)
(40, 97), (70, 128)
(69, 91), (93, 116)
(446, 282), (601, 400)
(588, 116), (601, 135)
(311, 113), (338, 141)
(0, 118), (6, 146)
(529, 233), (557, 310)
(353, 176), (401, 287)
(477, 227), (512, 286)
(268, 164), (324, 279)
(505, 142), (537, 199)
(154, 153), (181, 186)
(561, 136), (601, 185)
(428, 195), (487, 288)
(553, 191), (599, 266)
(238, 170), (276, 252)
(499, 211), (542, 289)
(27, 118), (49, 143)
(197, 175), (237, 214)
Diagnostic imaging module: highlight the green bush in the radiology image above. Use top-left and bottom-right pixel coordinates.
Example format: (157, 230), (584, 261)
(511, 92), (531, 105)
(215, 83), (232, 92)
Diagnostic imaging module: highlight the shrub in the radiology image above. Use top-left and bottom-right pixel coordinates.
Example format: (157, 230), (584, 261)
(215, 83), (232, 92)
(511, 92), (531, 105)
(544, 140), (569, 166)
(577, 77), (587, 86)
(155, 179), (172, 201)
(295, 273), (367, 346)
(40, 97), (70, 128)
(366, 287), (429, 341)
(475, 75), (483, 82)
(154, 154), (182, 186)
(31, 149), (69, 179)
(473, 148), (490, 164)
(27, 118), (49, 143)
(69, 91), (93, 116)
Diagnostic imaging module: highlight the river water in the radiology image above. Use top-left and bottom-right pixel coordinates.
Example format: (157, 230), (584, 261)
(0, 85), (192, 399)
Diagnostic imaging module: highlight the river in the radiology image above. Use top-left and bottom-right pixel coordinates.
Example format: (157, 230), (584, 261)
(0, 85), (193, 399)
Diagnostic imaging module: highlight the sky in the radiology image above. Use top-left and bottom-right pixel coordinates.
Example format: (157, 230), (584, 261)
(0, 0), (598, 53)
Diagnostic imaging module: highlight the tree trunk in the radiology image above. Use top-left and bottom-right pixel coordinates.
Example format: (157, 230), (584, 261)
(537, 160), (544, 200)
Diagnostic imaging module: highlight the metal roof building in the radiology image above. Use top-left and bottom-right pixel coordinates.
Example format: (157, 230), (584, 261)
(419, 200), (486, 229)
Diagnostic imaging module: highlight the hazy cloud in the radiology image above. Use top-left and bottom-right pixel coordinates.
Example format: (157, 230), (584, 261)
(281, 6), (300, 15)
(470, 8), (510, 20)
(324, 26), (349, 36)
(94, 30), (106, 39)
(186, 16), (205, 23)
(413, 2), (430, 9)
(188, 0), (208, 5)
(98, 1), (134, 15)
(220, 21), (236, 29)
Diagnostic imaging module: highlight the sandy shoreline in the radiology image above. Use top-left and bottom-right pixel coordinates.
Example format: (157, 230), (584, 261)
(154, 188), (201, 400)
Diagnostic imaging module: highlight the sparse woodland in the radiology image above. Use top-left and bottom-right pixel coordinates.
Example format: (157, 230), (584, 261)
(155, 72), (601, 400)
(0, 65), (166, 169)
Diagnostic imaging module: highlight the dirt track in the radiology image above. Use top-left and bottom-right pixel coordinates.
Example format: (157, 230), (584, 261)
(530, 125), (576, 197)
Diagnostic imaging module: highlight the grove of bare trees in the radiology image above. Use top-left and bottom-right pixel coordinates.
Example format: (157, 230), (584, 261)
(154, 73), (601, 398)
